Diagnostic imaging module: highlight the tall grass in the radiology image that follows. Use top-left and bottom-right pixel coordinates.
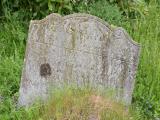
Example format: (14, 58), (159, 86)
(0, 17), (26, 97)
(123, 3), (160, 118)
(0, 86), (145, 120)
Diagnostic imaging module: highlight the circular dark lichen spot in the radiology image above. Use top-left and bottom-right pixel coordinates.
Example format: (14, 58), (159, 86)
(40, 63), (51, 77)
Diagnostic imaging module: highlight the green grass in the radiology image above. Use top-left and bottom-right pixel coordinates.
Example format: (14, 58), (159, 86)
(0, 1), (160, 120)
(0, 18), (26, 97)
(0, 86), (145, 120)
(123, 3), (160, 118)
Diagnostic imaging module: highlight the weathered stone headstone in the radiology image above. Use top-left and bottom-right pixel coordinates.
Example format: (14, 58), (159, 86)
(18, 13), (140, 106)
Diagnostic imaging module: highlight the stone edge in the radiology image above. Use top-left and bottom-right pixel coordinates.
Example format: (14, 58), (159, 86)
(30, 13), (140, 47)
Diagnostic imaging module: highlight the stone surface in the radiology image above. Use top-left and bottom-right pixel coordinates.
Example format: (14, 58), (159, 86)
(18, 13), (140, 106)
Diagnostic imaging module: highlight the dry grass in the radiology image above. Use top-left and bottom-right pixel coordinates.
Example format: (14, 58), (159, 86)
(34, 87), (132, 120)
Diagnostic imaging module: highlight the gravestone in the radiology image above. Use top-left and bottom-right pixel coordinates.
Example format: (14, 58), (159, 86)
(18, 13), (140, 106)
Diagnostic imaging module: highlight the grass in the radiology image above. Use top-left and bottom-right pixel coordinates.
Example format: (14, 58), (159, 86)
(123, 3), (160, 118)
(0, 86), (145, 120)
(0, 18), (25, 97)
(0, 1), (160, 120)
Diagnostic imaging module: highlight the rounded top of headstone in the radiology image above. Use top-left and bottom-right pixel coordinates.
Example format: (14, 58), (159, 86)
(112, 27), (141, 47)
(31, 13), (111, 29)
(30, 13), (140, 47)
